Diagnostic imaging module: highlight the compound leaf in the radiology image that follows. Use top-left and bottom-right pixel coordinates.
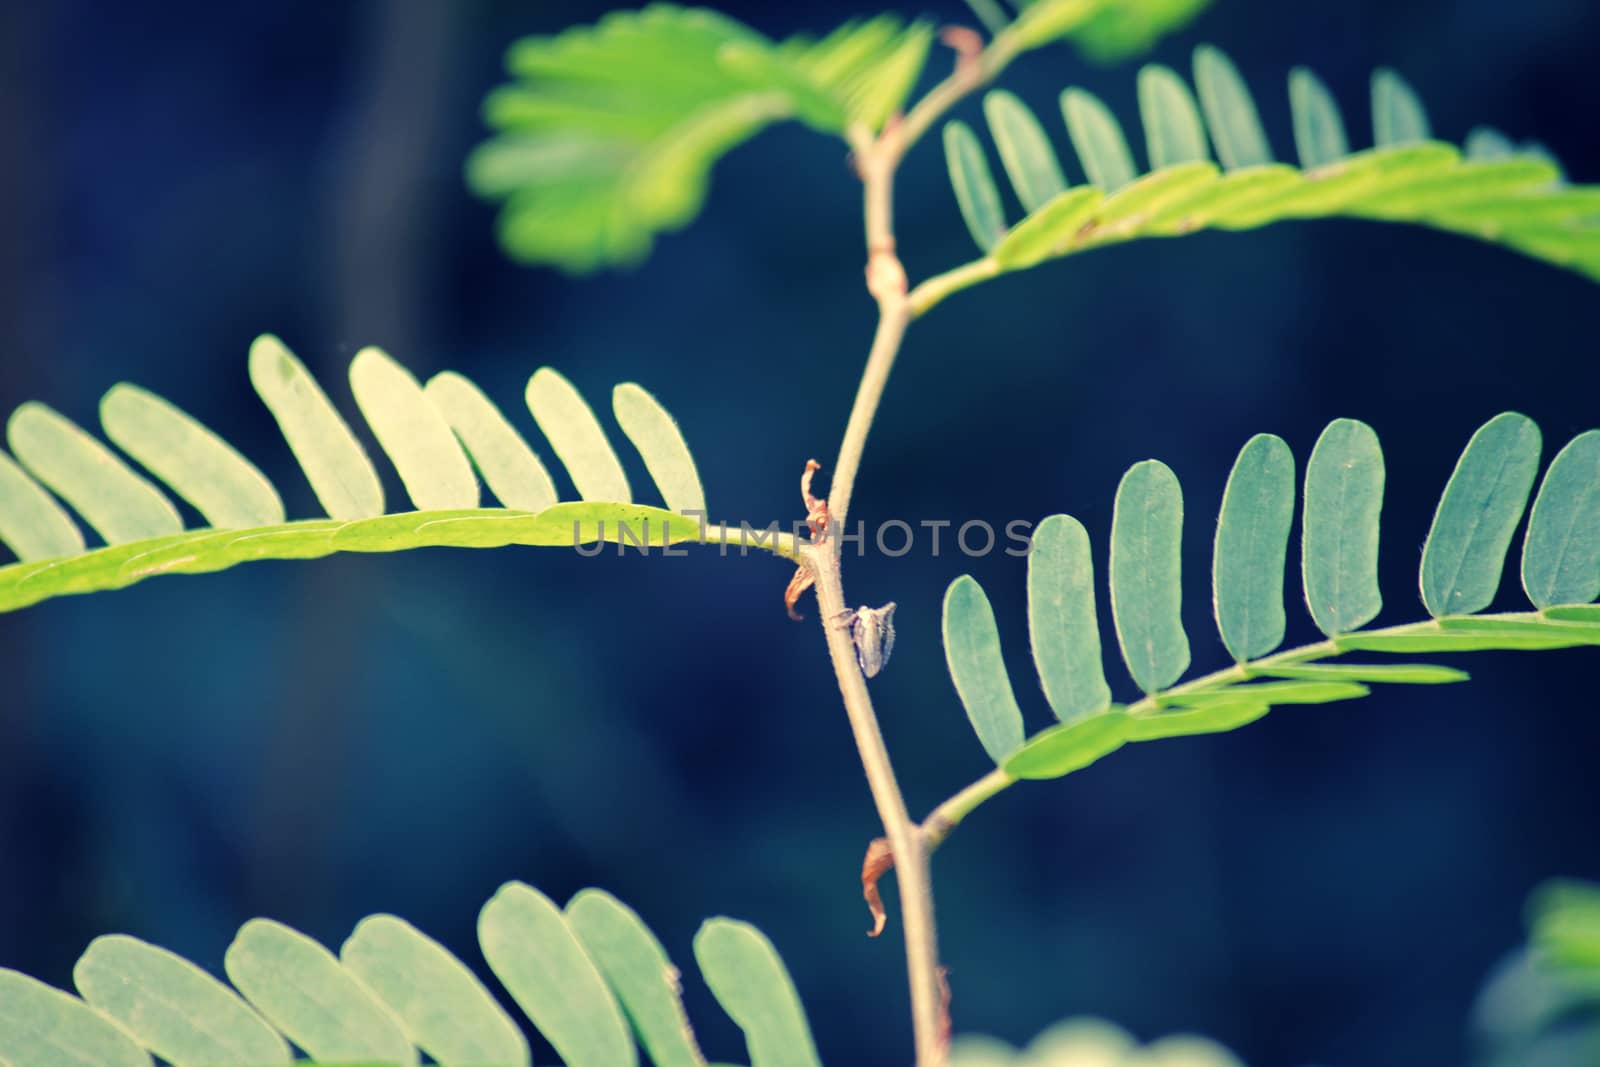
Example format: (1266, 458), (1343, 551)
(932, 46), (1600, 306)
(0, 338), (747, 615)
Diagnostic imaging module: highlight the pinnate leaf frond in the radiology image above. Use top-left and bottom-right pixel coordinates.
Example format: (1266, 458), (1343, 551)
(939, 46), (1600, 300)
(0, 334), (747, 616)
(943, 412), (1600, 778)
(467, 5), (933, 273)
(0, 881), (817, 1067)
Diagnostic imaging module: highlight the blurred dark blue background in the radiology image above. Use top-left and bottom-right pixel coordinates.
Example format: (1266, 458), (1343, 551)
(3, 2), (1599, 1064)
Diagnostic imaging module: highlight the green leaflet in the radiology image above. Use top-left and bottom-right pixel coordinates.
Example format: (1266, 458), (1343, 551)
(342, 915), (531, 1067)
(1193, 45), (1273, 169)
(1249, 662), (1470, 685)
(1139, 63), (1210, 169)
(1003, 710), (1132, 779)
(527, 367), (633, 504)
(1288, 67), (1349, 168)
(1156, 679), (1370, 708)
(479, 883), (635, 1067)
(1110, 460), (1189, 694)
(613, 382), (707, 515)
(1128, 701), (1271, 741)
(3, 881), (812, 1067)
(1336, 621), (1600, 653)
(945, 121), (1009, 252)
(425, 370), (559, 512)
(930, 45), (1600, 309)
(567, 890), (706, 1067)
(694, 919), (822, 1067)
(224, 920), (418, 1066)
(1302, 419), (1385, 636)
(1213, 433), (1295, 661)
(944, 575), (1027, 763)
(984, 90), (1069, 213)
(350, 347), (479, 511)
(1372, 67), (1431, 146)
(1028, 514), (1112, 722)
(100, 383), (285, 529)
(0, 448), (84, 561)
(250, 334), (384, 520)
(1420, 412), (1542, 617)
(1062, 88), (1137, 192)
(1523, 430), (1600, 609)
(0, 970), (152, 1067)
(1008, 0), (1213, 60)
(7, 402), (183, 544)
(75, 935), (292, 1067)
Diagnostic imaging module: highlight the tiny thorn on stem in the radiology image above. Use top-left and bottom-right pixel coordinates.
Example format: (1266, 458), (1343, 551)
(862, 836), (894, 937)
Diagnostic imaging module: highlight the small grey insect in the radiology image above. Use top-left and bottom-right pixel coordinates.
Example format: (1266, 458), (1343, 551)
(849, 602), (897, 678)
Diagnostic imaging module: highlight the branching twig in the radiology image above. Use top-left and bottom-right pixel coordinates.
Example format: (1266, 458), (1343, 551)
(818, 22), (1029, 1065)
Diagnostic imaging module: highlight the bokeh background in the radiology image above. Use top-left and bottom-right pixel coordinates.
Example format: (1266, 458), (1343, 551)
(3, 1), (1600, 1064)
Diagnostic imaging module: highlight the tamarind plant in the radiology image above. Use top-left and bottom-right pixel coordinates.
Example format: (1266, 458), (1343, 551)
(3, 1), (1599, 1064)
